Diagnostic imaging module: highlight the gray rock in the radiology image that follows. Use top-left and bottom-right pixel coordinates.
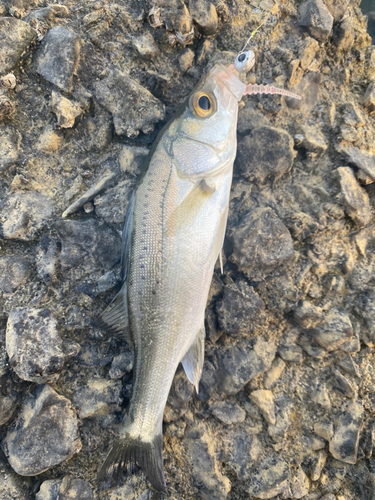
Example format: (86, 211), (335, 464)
(310, 449), (327, 481)
(35, 479), (61, 500)
(58, 476), (94, 500)
(236, 126), (294, 183)
(55, 219), (121, 278)
(93, 69), (165, 137)
(118, 144), (149, 176)
(189, 0), (218, 35)
(333, 18), (355, 52)
(0, 256), (30, 293)
(132, 33), (158, 58)
(287, 72), (321, 112)
(0, 125), (20, 172)
(217, 337), (276, 394)
(339, 146), (375, 181)
(281, 466), (309, 499)
(0, 192), (54, 241)
(298, 125), (328, 155)
(268, 394), (292, 442)
(341, 102), (365, 128)
(6, 307), (64, 383)
(329, 400), (364, 464)
(73, 377), (123, 419)
(278, 344), (303, 363)
(34, 26), (81, 92)
(336, 353), (360, 376)
(298, 0), (333, 42)
(363, 79), (375, 114)
(229, 207), (294, 276)
(313, 309), (353, 351)
(358, 289), (375, 343)
(313, 383), (331, 409)
(0, 375), (18, 425)
(223, 428), (263, 479)
(0, 469), (30, 500)
(263, 358), (286, 389)
(248, 454), (290, 499)
(237, 101), (270, 135)
(314, 421), (334, 441)
(216, 280), (264, 335)
(36, 235), (57, 283)
(94, 179), (134, 225)
(0, 17), (37, 74)
(209, 401), (246, 424)
(23, 5), (70, 24)
(109, 351), (133, 379)
(249, 389), (276, 425)
(184, 424), (231, 500)
(333, 369), (355, 398)
(323, 0), (349, 22)
(164, 369), (194, 422)
(3, 384), (81, 475)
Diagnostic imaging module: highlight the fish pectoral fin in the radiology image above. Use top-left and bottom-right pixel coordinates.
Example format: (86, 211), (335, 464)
(95, 282), (133, 345)
(181, 326), (205, 393)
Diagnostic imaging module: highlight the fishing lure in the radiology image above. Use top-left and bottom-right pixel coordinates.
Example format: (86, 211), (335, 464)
(98, 52), (301, 492)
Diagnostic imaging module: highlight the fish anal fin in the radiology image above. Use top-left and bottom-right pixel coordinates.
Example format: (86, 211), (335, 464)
(97, 432), (166, 493)
(96, 282), (132, 345)
(182, 327), (205, 393)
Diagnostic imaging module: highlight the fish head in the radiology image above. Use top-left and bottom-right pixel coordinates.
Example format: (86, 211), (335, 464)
(170, 64), (246, 180)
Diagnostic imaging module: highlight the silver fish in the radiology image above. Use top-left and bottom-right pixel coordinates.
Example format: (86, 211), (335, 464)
(98, 55), (301, 492)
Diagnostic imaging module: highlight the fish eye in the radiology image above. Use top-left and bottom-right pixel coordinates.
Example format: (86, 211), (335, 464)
(190, 91), (216, 118)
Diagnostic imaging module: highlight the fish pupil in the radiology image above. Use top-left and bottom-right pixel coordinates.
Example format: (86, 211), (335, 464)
(198, 95), (210, 110)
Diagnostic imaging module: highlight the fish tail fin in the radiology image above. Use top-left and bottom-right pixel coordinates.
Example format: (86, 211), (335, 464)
(97, 431), (167, 493)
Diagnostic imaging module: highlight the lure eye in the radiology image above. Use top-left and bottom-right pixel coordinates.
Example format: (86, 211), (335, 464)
(190, 91), (216, 118)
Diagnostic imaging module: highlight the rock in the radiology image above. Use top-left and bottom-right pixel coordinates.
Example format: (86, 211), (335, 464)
(313, 383), (331, 409)
(35, 479), (61, 500)
(313, 309), (353, 351)
(184, 424), (231, 500)
(278, 344), (303, 363)
(329, 400), (364, 464)
(81, 111), (113, 152)
(0, 192), (54, 241)
(287, 72), (321, 112)
(37, 126), (62, 153)
(358, 289), (375, 343)
(0, 125), (20, 172)
(178, 48), (195, 71)
(0, 17), (37, 74)
(94, 179), (134, 225)
(333, 369), (355, 398)
(23, 5), (70, 24)
(93, 69), (165, 137)
(164, 369), (194, 422)
(160, 0), (193, 38)
(1, 72), (16, 89)
(298, 0), (333, 42)
(314, 421), (334, 441)
(189, 0), (218, 35)
(109, 351), (133, 379)
(6, 307), (64, 383)
(267, 394), (292, 442)
(298, 125), (328, 155)
(55, 219), (122, 278)
(281, 466), (309, 499)
(363, 80), (375, 114)
(0, 256), (30, 293)
(223, 428), (263, 479)
(217, 337), (276, 395)
(57, 476), (94, 500)
(339, 146), (375, 181)
(132, 33), (158, 57)
(336, 166), (372, 226)
(76, 340), (113, 365)
(263, 358), (286, 389)
(298, 332), (327, 358)
(248, 454), (290, 499)
(209, 401), (246, 424)
(298, 37), (319, 70)
(333, 18), (355, 52)
(288, 59), (304, 87)
(216, 280), (264, 335)
(62, 171), (116, 218)
(0, 470), (30, 500)
(249, 389), (276, 425)
(236, 126), (294, 183)
(3, 384), (81, 475)
(237, 101), (270, 135)
(51, 91), (83, 128)
(0, 94), (15, 121)
(293, 301), (324, 329)
(229, 207), (294, 276)
(34, 26), (81, 92)
(36, 234), (57, 283)
(341, 102), (365, 128)
(310, 449), (327, 481)
(73, 378), (123, 419)
(118, 145), (149, 175)
(323, 0), (349, 22)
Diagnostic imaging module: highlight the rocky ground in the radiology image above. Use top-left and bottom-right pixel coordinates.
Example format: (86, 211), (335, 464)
(0, 0), (375, 499)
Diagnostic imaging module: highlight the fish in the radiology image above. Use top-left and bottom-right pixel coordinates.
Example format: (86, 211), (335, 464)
(97, 53), (301, 493)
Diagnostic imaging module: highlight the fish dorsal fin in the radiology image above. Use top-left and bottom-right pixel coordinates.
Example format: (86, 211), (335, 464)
(96, 282), (132, 345)
(182, 327), (205, 393)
